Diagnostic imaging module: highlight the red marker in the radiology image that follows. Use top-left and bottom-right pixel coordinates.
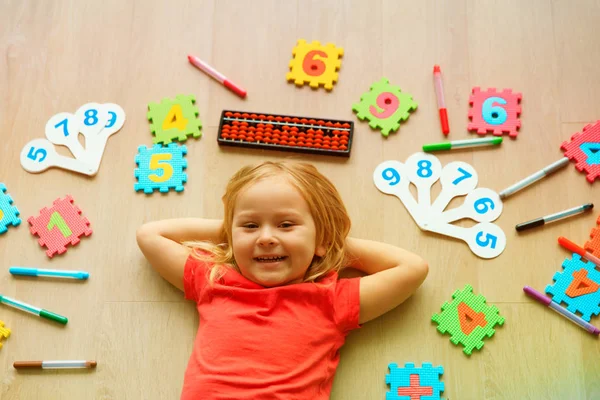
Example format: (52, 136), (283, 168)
(433, 65), (449, 135)
(188, 54), (247, 99)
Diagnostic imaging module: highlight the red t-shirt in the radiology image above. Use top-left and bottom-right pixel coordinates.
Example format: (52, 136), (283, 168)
(181, 254), (361, 400)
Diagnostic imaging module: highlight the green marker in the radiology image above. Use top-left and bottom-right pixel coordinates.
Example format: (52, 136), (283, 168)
(0, 294), (68, 324)
(423, 137), (503, 152)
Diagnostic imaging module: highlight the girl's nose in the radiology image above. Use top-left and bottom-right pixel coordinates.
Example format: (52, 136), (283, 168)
(257, 227), (277, 246)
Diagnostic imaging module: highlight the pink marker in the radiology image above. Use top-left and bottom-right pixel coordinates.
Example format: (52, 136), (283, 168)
(187, 54), (247, 99)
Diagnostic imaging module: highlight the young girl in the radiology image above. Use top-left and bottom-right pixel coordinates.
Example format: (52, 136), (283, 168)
(136, 161), (428, 400)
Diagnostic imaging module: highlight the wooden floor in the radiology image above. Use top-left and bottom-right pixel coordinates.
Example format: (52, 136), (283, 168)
(1, 0), (600, 399)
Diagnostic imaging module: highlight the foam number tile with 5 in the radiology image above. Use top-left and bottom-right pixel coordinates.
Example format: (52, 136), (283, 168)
(352, 78), (417, 137)
(20, 138), (96, 176)
(134, 144), (187, 194)
(286, 39), (344, 91)
(373, 152), (506, 259)
(0, 183), (21, 234)
(28, 195), (92, 258)
(147, 95), (202, 145)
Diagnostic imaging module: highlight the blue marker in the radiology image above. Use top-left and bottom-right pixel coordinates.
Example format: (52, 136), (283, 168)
(9, 267), (89, 280)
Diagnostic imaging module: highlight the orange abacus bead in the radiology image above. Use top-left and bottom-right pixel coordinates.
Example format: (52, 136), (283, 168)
(250, 114), (258, 119)
(233, 112), (241, 118)
(225, 111), (233, 117)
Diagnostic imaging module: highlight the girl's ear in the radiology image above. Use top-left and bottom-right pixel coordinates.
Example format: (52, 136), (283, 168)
(315, 244), (326, 257)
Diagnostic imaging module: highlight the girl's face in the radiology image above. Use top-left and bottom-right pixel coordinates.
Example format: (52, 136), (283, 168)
(231, 175), (325, 287)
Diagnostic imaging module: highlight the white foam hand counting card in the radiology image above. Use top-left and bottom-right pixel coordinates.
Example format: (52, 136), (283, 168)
(20, 103), (126, 176)
(373, 152), (506, 259)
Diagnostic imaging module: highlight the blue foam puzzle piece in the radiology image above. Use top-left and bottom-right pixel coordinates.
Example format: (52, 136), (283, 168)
(545, 253), (600, 321)
(386, 362), (445, 400)
(134, 143), (188, 194)
(0, 183), (21, 234)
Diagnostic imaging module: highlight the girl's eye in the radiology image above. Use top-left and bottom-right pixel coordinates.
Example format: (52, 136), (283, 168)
(280, 222), (294, 228)
(243, 223), (258, 229)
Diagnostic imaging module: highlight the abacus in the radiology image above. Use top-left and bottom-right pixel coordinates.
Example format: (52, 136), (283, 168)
(217, 110), (354, 157)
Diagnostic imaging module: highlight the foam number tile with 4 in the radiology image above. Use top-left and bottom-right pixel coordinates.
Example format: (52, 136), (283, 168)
(561, 121), (600, 183)
(431, 284), (505, 356)
(147, 95), (202, 145)
(386, 362), (445, 400)
(286, 39), (343, 91)
(0, 183), (21, 234)
(28, 196), (92, 258)
(352, 78), (418, 137)
(468, 87), (522, 138)
(134, 144), (187, 194)
(545, 254), (600, 321)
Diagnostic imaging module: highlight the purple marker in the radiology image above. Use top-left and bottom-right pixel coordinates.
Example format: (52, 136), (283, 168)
(523, 286), (600, 336)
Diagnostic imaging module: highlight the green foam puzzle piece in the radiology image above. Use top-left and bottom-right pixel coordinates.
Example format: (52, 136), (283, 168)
(352, 77), (417, 137)
(431, 284), (504, 355)
(147, 94), (202, 145)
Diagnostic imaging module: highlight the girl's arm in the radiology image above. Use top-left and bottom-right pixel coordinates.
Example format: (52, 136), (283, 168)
(136, 218), (224, 290)
(345, 237), (429, 324)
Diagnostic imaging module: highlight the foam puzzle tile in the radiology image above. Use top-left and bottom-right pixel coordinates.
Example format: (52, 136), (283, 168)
(352, 78), (417, 137)
(584, 214), (600, 256)
(468, 87), (521, 138)
(27, 196), (92, 258)
(431, 284), (504, 355)
(386, 362), (445, 400)
(0, 183), (21, 234)
(147, 95), (202, 145)
(134, 143), (187, 194)
(0, 320), (10, 349)
(561, 121), (600, 183)
(545, 253), (600, 321)
(286, 39), (343, 91)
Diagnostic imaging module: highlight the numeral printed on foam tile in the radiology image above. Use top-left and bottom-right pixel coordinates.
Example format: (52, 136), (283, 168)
(373, 152), (506, 259)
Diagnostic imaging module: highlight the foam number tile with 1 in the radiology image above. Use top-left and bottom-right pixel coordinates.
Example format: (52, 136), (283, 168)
(28, 195), (92, 258)
(147, 95), (202, 145)
(353, 78), (417, 137)
(373, 152), (506, 259)
(286, 39), (343, 91)
(134, 144), (187, 194)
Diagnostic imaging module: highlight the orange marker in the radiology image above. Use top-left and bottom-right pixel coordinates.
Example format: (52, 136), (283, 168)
(558, 236), (600, 265)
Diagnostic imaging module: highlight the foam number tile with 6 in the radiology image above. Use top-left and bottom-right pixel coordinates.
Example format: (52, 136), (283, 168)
(374, 152), (506, 259)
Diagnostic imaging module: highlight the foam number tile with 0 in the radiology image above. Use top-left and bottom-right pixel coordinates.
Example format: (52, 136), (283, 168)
(373, 152), (505, 259)
(147, 95), (202, 145)
(134, 144), (187, 194)
(353, 78), (417, 137)
(286, 39), (343, 91)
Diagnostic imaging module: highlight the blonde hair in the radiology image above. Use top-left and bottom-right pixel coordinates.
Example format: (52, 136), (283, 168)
(185, 161), (351, 284)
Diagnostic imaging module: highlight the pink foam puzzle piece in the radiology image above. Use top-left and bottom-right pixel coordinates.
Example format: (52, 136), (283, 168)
(27, 195), (92, 258)
(468, 87), (522, 138)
